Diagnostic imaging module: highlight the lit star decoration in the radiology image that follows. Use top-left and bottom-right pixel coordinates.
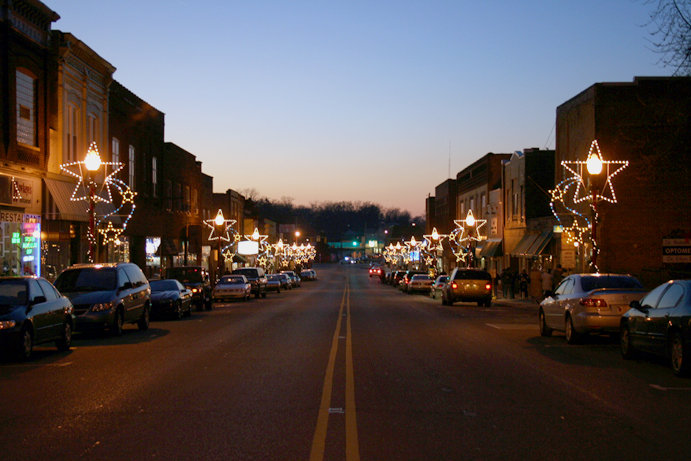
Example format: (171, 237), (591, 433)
(98, 221), (124, 244)
(60, 142), (125, 204)
(59, 142), (137, 258)
(563, 220), (591, 248)
(561, 140), (629, 205)
(203, 209), (236, 243)
(454, 209), (486, 242)
(423, 228), (447, 252)
(550, 140), (629, 272)
(222, 248), (236, 262)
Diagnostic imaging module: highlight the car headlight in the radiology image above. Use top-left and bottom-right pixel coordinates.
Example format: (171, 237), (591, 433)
(191, 288), (200, 293)
(0, 320), (16, 330)
(91, 302), (114, 312)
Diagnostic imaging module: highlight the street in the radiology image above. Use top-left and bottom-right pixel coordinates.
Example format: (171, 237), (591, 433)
(1, 264), (690, 460)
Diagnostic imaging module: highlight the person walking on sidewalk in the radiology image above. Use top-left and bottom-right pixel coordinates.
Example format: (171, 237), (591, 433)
(541, 268), (553, 299)
(519, 269), (529, 299)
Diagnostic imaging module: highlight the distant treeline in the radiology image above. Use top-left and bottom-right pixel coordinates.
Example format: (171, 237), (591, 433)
(250, 197), (423, 241)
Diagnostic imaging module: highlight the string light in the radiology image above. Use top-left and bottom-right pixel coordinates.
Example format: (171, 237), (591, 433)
(204, 209), (237, 243)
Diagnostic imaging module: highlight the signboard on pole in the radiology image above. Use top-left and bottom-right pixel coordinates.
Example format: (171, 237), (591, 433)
(663, 239), (691, 263)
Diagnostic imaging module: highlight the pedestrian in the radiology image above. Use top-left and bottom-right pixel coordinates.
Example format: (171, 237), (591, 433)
(507, 269), (516, 299)
(519, 269), (529, 299)
(553, 264), (564, 290)
(500, 268), (510, 298)
(541, 268), (553, 299)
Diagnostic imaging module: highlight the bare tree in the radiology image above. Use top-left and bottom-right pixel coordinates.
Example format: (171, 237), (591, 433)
(645, 0), (691, 75)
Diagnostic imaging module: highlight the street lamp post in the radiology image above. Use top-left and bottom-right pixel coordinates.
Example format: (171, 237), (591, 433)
(586, 148), (603, 270)
(84, 146), (102, 263)
(214, 211), (225, 279)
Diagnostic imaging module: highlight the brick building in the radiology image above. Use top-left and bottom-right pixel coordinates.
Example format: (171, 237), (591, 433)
(556, 77), (691, 286)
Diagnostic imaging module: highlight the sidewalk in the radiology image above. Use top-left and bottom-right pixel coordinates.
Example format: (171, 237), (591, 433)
(493, 295), (539, 310)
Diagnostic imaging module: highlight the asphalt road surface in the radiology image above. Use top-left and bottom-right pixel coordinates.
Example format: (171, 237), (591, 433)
(1, 264), (690, 460)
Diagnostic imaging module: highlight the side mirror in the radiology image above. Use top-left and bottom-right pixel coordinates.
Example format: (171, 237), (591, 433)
(629, 300), (648, 312)
(121, 281), (133, 291)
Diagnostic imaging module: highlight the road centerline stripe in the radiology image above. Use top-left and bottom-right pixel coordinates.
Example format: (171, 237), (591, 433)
(309, 282), (346, 461)
(345, 281), (360, 461)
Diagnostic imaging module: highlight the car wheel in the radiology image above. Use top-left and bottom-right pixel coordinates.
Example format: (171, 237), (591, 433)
(277, 288), (280, 294)
(56, 320), (72, 351)
(138, 306), (150, 331)
(539, 309), (552, 337)
(670, 331), (690, 376)
(261, 290), (267, 298)
(175, 300), (184, 320)
(565, 315), (580, 344)
(16, 326), (33, 361)
(111, 309), (124, 336)
(184, 302), (192, 317)
(620, 325), (636, 359)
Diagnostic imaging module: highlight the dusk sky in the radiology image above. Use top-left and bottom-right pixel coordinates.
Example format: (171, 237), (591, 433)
(45, 1), (666, 217)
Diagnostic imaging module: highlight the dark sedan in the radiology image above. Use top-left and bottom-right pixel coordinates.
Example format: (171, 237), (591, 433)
(0, 276), (74, 360)
(620, 279), (691, 376)
(149, 279), (193, 319)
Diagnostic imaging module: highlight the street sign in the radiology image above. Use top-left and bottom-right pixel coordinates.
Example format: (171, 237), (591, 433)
(663, 239), (691, 263)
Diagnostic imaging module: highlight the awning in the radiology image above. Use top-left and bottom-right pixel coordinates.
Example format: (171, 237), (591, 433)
(525, 231), (553, 256)
(510, 233), (539, 256)
(478, 238), (502, 258)
(44, 178), (89, 222)
(45, 178), (121, 224)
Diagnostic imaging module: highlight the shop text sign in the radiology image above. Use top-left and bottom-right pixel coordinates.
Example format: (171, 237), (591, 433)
(662, 239), (691, 263)
(0, 211), (40, 223)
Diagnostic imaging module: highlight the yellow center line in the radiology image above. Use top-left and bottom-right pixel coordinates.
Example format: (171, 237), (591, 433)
(345, 281), (360, 461)
(309, 282), (346, 461)
(310, 279), (360, 461)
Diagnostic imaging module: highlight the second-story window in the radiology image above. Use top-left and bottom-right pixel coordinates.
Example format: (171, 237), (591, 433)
(111, 137), (120, 165)
(66, 103), (79, 162)
(174, 182), (182, 211)
(151, 156), (157, 197)
(184, 185), (190, 211)
(128, 145), (135, 190)
(87, 113), (99, 146)
(192, 188), (198, 214)
(16, 70), (37, 147)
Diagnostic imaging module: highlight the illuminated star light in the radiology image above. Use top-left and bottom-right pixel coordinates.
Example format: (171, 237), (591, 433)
(204, 209), (236, 242)
(244, 228), (269, 251)
(563, 220), (591, 247)
(453, 209), (487, 243)
(98, 221), (125, 244)
(423, 227), (448, 252)
(561, 140), (629, 204)
(60, 142), (125, 205)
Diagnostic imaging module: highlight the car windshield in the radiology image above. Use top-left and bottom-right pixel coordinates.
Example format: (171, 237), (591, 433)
(54, 268), (117, 292)
(167, 267), (203, 283)
(412, 275), (431, 280)
(234, 269), (259, 278)
(580, 275), (642, 291)
(221, 276), (244, 284)
(149, 280), (179, 292)
(0, 279), (28, 305)
(268, 275), (280, 281)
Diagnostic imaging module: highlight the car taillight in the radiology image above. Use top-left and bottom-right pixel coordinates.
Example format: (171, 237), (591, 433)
(451, 282), (458, 289)
(485, 283), (491, 291)
(580, 298), (607, 308)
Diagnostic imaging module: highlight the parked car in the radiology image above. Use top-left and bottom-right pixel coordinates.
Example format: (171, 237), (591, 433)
(538, 273), (645, 344)
(302, 269), (317, 281)
(400, 270), (427, 292)
(266, 274), (282, 293)
(281, 271), (301, 288)
(149, 279), (193, 319)
(430, 275), (449, 299)
(54, 262), (151, 336)
(391, 271), (406, 287)
(165, 266), (212, 310)
(442, 268), (493, 307)
(407, 274), (434, 294)
(213, 275), (252, 302)
(620, 279), (691, 376)
(232, 267), (267, 298)
(276, 273), (292, 290)
(369, 265), (382, 278)
(0, 276), (75, 360)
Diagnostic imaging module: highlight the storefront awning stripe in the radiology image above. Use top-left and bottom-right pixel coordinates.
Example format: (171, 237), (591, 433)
(510, 233), (539, 256)
(44, 178), (89, 222)
(479, 239), (502, 258)
(527, 231), (553, 256)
